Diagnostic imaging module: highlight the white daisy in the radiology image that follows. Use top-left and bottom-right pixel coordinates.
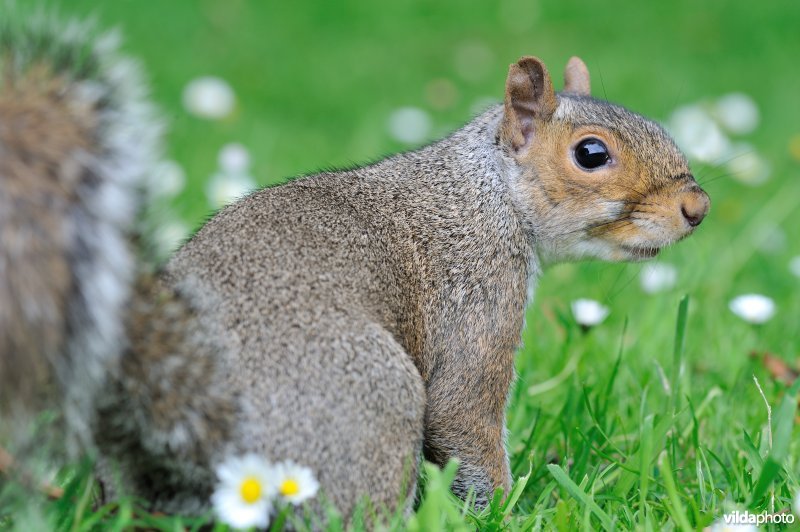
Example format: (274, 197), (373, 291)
(211, 454), (277, 530)
(149, 160), (186, 198)
(183, 76), (235, 119)
(206, 172), (257, 209)
(273, 460), (320, 505)
(725, 143), (770, 186)
(387, 107), (432, 144)
(206, 143), (257, 208)
(729, 294), (775, 324)
(218, 143), (251, 174)
(570, 299), (610, 328)
(667, 104), (730, 164)
(640, 263), (678, 294)
(153, 219), (190, 258)
(714, 93), (759, 135)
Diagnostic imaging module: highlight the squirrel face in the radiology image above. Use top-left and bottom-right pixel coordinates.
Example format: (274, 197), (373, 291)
(499, 56), (710, 264)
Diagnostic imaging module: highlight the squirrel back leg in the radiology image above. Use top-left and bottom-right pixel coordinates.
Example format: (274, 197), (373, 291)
(95, 307), (425, 521)
(231, 317), (426, 521)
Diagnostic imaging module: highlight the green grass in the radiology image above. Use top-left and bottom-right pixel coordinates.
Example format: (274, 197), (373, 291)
(2, 0), (800, 530)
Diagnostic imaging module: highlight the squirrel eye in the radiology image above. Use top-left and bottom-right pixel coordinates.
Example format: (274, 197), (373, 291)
(574, 138), (610, 170)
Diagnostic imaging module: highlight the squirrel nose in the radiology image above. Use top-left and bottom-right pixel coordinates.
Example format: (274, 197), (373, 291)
(680, 189), (710, 227)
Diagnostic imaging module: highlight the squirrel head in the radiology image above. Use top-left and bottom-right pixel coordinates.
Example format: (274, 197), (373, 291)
(498, 56), (710, 264)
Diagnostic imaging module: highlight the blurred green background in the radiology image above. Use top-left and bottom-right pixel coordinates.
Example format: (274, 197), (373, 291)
(46, 0), (800, 526)
(60, 0), (799, 208)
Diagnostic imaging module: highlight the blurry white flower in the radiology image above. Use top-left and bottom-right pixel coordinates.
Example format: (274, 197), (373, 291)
(668, 104), (730, 164)
(273, 461), (319, 505)
(714, 93), (759, 135)
(729, 294), (775, 324)
(640, 263), (678, 294)
(153, 219), (190, 257)
(149, 160), (186, 198)
(212, 454), (277, 530)
(207, 143), (257, 208)
(724, 143), (770, 186)
(218, 143), (251, 174)
(387, 107), (432, 144)
(571, 299), (609, 328)
(454, 41), (494, 82)
(207, 172), (257, 208)
(794, 489), (800, 517)
(183, 76), (235, 119)
(789, 256), (800, 278)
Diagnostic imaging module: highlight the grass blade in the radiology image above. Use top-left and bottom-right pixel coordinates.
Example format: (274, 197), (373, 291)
(547, 464), (612, 529)
(669, 296), (689, 415)
(659, 452), (692, 532)
(749, 378), (800, 505)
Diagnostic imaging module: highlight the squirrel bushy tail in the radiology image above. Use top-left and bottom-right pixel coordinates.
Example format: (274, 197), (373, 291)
(0, 10), (160, 447)
(0, 12), (238, 497)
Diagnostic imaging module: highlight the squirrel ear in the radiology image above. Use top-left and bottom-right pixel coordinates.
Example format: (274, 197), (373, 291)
(501, 56), (557, 152)
(563, 56), (591, 96)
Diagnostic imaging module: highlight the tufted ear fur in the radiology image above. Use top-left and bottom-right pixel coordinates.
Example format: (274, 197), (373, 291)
(563, 56), (591, 96)
(500, 56), (557, 152)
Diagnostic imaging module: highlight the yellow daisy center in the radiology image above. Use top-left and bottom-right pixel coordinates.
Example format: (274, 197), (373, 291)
(239, 477), (262, 504)
(279, 478), (300, 497)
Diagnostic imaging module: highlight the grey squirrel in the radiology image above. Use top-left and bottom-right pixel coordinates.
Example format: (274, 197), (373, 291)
(0, 12), (709, 523)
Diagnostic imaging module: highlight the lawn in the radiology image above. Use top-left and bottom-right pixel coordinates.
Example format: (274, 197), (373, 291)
(2, 0), (800, 530)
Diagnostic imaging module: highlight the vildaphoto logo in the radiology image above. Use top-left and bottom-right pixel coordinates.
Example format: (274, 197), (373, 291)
(722, 510), (795, 526)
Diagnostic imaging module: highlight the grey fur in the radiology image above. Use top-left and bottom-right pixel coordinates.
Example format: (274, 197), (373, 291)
(157, 106), (529, 514)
